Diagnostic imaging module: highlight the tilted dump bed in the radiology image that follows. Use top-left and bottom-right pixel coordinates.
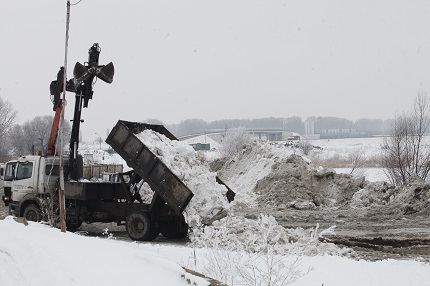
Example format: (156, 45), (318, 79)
(106, 120), (194, 214)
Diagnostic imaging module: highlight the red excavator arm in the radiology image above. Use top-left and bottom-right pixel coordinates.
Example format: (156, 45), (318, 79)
(47, 67), (65, 156)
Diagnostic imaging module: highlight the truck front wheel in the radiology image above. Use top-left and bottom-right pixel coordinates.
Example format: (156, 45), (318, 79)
(23, 204), (42, 222)
(126, 211), (152, 241)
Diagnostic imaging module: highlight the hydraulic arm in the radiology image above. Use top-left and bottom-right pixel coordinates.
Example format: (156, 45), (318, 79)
(48, 43), (114, 180)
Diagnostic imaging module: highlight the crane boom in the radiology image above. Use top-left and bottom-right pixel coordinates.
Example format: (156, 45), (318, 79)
(47, 43), (114, 180)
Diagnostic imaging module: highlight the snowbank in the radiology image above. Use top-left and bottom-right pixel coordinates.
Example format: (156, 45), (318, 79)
(190, 214), (351, 257)
(1, 216), (429, 286)
(143, 237), (430, 286)
(0, 217), (208, 286)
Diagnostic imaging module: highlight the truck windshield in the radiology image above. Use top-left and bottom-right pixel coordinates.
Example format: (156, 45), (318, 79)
(4, 162), (17, 181)
(15, 162), (33, 180)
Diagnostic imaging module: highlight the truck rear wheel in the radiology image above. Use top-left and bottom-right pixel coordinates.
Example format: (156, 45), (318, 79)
(160, 224), (188, 239)
(66, 206), (82, 232)
(126, 211), (153, 241)
(148, 216), (160, 241)
(23, 204), (42, 222)
(66, 220), (82, 232)
(159, 205), (188, 239)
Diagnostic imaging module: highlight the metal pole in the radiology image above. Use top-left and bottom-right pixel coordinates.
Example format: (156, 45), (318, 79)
(58, 0), (71, 233)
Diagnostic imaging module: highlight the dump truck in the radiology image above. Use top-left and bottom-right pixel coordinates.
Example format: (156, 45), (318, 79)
(9, 43), (234, 240)
(9, 120), (234, 241)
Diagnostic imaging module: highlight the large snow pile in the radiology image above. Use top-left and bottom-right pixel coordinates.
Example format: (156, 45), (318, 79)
(0, 217), (209, 286)
(350, 175), (430, 216)
(351, 181), (397, 208)
(136, 130), (231, 226)
(394, 176), (430, 216)
(255, 155), (366, 208)
(217, 140), (430, 217)
(214, 141), (297, 206)
(217, 142), (365, 208)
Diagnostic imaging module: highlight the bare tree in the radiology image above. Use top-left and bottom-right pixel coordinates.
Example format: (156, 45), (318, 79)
(0, 96), (17, 161)
(219, 127), (251, 157)
(22, 115), (53, 154)
(382, 92), (430, 185)
(298, 140), (312, 155)
(9, 124), (28, 156)
(348, 148), (366, 177)
(10, 115), (71, 156)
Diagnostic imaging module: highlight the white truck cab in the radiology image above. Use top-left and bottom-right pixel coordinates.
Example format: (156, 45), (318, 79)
(10, 155), (63, 219)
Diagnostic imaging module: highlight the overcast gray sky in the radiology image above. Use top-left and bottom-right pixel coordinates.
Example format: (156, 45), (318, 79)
(1, 1), (430, 141)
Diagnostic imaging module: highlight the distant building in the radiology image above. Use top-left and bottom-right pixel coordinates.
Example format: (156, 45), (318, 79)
(304, 119), (315, 135)
(190, 143), (211, 151)
(287, 132), (301, 141)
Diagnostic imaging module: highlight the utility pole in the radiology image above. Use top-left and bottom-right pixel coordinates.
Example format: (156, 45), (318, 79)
(58, 0), (71, 233)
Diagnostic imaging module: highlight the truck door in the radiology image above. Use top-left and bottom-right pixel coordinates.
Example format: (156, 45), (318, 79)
(2, 161), (16, 205)
(0, 163), (4, 180)
(0, 163), (4, 188)
(12, 160), (37, 202)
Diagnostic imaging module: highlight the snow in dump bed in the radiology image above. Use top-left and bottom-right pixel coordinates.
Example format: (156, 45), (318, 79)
(136, 130), (231, 226)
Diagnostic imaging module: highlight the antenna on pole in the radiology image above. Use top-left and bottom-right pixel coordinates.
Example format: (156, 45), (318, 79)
(58, 0), (71, 233)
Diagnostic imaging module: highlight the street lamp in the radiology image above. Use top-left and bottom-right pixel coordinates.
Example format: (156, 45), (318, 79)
(95, 133), (102, 150)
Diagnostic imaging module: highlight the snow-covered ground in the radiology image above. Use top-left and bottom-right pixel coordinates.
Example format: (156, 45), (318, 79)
(309, 136), (384, 160)
(1, 217), (429, 286)
(2, 135), (428, 285)
(334, 167), (388, 182)
(308, 136), (389, 182)
(0, 217), (208, 286)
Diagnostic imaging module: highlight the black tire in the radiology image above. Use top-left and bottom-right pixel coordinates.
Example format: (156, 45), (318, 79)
(23, 204), (42, 222)
(126, 211), (152, 241)
(147, 217), (160, 241)
(161, 226), (188, 239)
(66, 206), (82, 232)
(66, 220), (82, 232)
(160, 214), (188, 239)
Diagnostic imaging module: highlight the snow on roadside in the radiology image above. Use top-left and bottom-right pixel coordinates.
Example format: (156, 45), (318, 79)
(189, 214), (351, 257)
(1, 217), (429, 286)
(141, 241), (430, 286)
(136, 130), (231, 226)
(0, 217), (209, 286)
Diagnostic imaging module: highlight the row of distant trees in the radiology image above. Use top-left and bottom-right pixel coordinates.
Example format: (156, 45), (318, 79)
(2, 91), (430, 186)
(147, 116), (393, 138)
